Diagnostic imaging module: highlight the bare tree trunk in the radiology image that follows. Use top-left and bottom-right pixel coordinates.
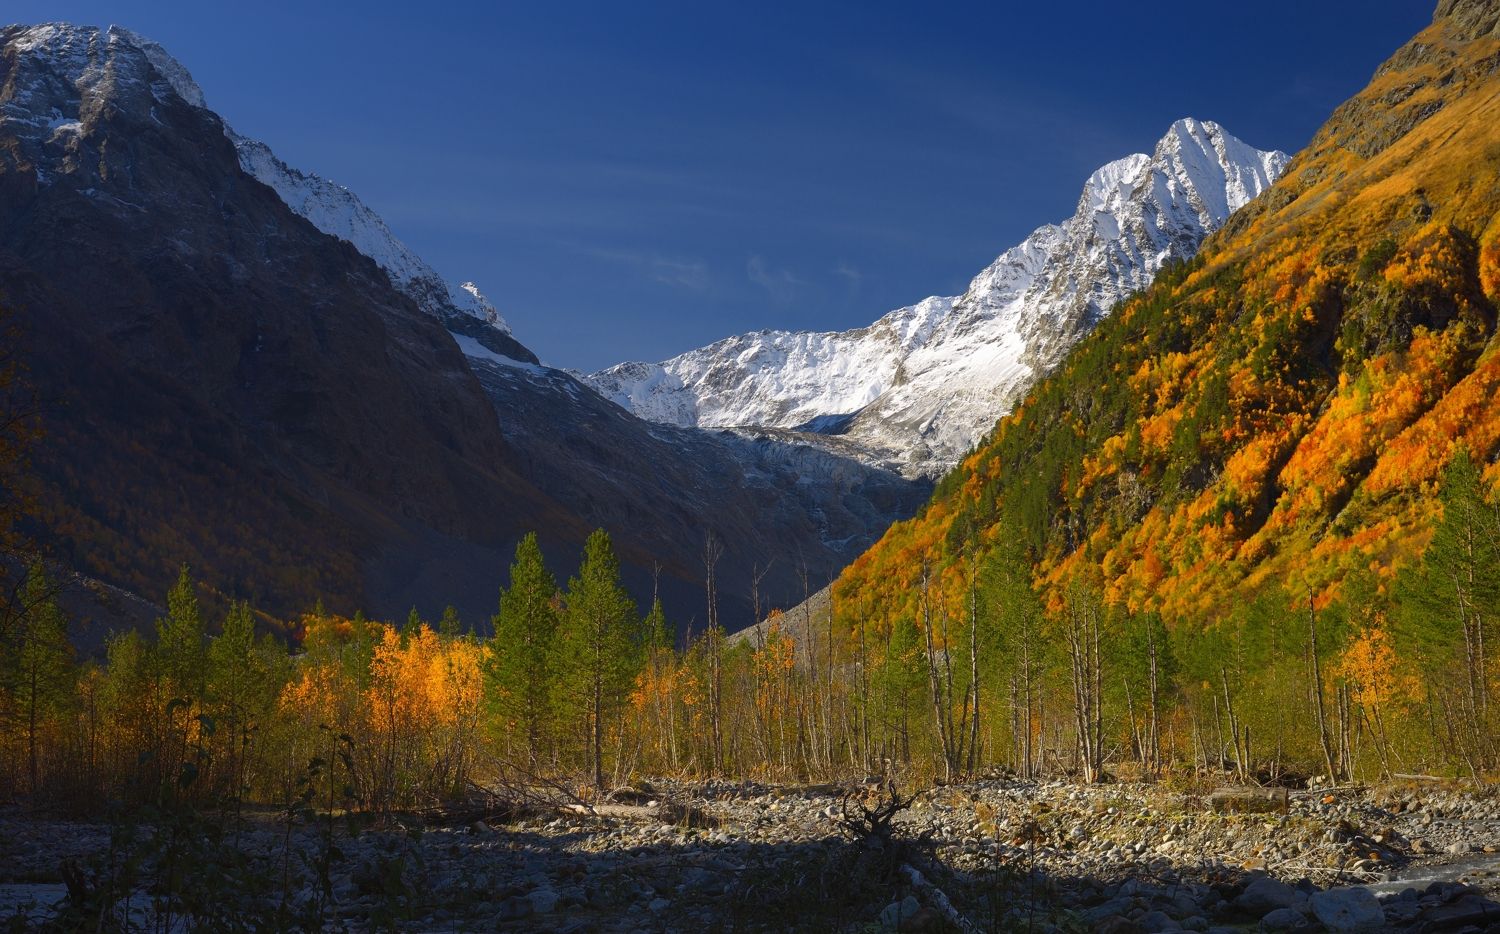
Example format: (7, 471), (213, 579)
(1123, 675), (1142, 771)
(1146, 621), (1161, 776)
(966, 581), (981, 776)
(797, 561), (826, 776)
(1029, 642), (1041, 780)
(940, 592), (959, 774)
(920, 565), (956, 782)
(1065, 588), (1102, 783)
(827, 573), (838, 771)
(705, 533), (725, 774)
(592, 639), (605, 790)
(1220, 666), (1242, 781)
(1191, 699), (1206, 773)
(1308, 593), (1338, 782)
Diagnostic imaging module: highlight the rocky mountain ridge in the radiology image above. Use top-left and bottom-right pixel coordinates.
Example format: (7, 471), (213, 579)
(105, 25), (536, 364)
(0, 22), (926, 628)
(588, 120), (1288, 478)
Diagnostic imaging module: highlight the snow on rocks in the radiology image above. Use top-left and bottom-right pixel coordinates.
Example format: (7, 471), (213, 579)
(230, 132), (513, 338)
(588, 120), (1289, 479)
(3, 24), (513, 346)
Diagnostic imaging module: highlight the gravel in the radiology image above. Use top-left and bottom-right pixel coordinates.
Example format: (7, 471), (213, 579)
(2, 779), (1498, 931)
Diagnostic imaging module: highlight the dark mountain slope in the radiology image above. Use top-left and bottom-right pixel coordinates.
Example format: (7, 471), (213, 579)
(0, 24), (571, 613)
(0, 24), (925, 628)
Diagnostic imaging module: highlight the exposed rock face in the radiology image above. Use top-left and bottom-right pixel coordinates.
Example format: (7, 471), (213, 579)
(588, 120), (1287, 479)
(0, 23), (546, 615)
(0, 23), (926, 628)
(229, 133), (537, 365)
(1435, 0), (1500, 41)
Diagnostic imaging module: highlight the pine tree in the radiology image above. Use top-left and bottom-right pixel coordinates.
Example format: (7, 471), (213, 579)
(1397, 449), (1500, 768)
(439, 605), (463, 638)
(207, 600), (267, 801)
(643, 597), (670, 655)
(403, 607), (425, 641)
(16, 563), (72, 796)
(155, 565), (205, 702)
(1120, 610), (1175, 776)
(872, 615), (925, 765)
(555, 530), (639, 788)
(99, 629), (154, 794)
(977, 541), (1047, 777)
(487, 533), (561, 767)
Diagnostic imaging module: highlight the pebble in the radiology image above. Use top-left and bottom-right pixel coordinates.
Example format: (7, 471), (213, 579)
(4, 779), (1500, 931)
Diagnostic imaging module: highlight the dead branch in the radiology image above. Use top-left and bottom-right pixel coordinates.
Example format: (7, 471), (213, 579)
(559, 801), (718, 828)
(899, 862), (982, 934)
(837, 779), (915, 851)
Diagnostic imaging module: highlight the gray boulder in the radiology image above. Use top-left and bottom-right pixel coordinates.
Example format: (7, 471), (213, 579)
(1138, 908), (1182, 931)
(1308, 887), (1384, 932)
(526, 887), (559, 914)
(1236, 877), (1304, 915)
(880, 896), (921, 930)
(1258, 907), (1308, 931)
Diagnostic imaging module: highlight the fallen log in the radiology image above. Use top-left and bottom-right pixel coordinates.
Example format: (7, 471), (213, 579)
(560, 802), (719, 828)
(899, 862), (982, 934)
(1209, 786), (1289, 814)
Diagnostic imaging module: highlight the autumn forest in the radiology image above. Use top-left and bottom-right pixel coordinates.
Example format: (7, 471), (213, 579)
(5, 6), (1500, 821)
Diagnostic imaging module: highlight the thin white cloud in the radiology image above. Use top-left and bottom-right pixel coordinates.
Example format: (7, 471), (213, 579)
(587, 247), (711, 291)
(832, 262), (862, 294)
(747, 255), (805, 304)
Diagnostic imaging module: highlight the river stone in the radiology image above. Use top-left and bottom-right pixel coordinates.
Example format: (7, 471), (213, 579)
(1236, 877), (1303, 915)
(1258, 907), (1308, 930)
(1417, 893), (1500, 928)
(1308, 887), (1384, 931)
(526, 888), (559, 914)
(1085, 897), (1134, 923)
(496, 895), (532, 922)
(880, 895), (921, 929)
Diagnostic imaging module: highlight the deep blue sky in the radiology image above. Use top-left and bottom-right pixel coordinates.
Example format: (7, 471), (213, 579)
(14, 1), (1432, 370)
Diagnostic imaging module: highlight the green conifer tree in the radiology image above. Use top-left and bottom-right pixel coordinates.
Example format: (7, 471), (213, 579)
(208, 600), (268, 801)
(643, 597), (671, 656)
(155, 566), (205, 702)
(16, 562), (72, 796)
(872, 615), (925, 764)
(487, 533), (561, 767)
(1397, 449), (1500, 765)
(439, 605), (463, 638)
(403, 606), (425, 641)
(555, 530), (639, 787)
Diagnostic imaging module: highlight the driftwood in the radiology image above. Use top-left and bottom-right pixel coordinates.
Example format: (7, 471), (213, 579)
(899, 862), (982, 934)
(1209, 785), (1289, 814)
(560, 801), (718, 828)
(1291, 784), (1367, 799)
(838, 781), (915, 848)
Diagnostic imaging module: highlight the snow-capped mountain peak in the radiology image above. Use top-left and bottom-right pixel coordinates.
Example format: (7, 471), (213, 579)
(108, 25), (207, 109)
(587, 119), (1288, 478)
(4, 23), (517, 349)
(228, 132), (513, 338)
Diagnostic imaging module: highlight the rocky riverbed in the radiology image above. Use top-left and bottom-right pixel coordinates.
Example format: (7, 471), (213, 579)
(3, 778), (1499, 931)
